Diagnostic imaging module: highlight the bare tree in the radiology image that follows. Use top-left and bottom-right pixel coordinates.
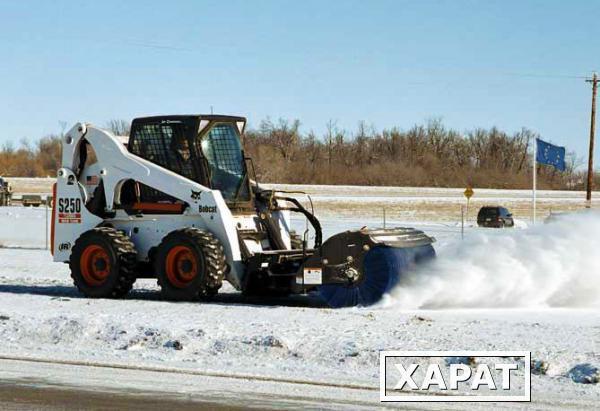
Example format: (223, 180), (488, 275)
(105, 119), (131, 136)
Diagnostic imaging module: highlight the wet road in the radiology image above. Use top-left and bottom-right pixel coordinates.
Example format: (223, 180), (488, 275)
(0, 382), (250, 411)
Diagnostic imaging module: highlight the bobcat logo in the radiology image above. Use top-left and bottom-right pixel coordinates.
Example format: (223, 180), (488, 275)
(199, 205), (217, 213)
(190, 190), (202, 200)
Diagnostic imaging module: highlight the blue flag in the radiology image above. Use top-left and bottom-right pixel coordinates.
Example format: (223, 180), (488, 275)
(536, 138), (566, 171)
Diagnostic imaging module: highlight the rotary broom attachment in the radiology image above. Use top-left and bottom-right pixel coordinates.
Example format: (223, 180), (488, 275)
(299, 228), (436, 308)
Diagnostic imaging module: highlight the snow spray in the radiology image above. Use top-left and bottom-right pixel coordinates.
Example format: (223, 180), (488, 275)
(391, 211), (600, 309)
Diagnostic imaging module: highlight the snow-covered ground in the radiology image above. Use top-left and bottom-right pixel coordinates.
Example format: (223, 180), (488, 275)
(268, 183), (597, 222)
(5, 176), (54, 196)
(0, 206), (51, 248)
(1, 194), (600, 408)
(0, 248), (599, 408)
(5, 177), (597, 221)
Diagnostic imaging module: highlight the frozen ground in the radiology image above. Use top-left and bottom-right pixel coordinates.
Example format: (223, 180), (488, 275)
(5, 177), (54, 196)
(0, 206), (51, 248)
(5, 177), (597, 221)
(0, 195), (599, 407)
(0, 248), (599, 409)
(268, 183), (597, 222)
(0, 249), (599, 408)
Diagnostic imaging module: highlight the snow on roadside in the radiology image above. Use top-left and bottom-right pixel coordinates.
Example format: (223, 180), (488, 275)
(5, 177), (596, 222)
(0, 248), (599, 404)
(9, 177), (599, 200)
(0, 206), (50, 248)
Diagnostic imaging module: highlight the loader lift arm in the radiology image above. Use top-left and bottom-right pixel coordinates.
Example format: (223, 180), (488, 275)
(270, 195), (322, 248)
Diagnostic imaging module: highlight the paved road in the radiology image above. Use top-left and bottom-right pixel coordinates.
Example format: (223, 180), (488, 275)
(0, 383), (246, 411)
(0, 358), (382, 411)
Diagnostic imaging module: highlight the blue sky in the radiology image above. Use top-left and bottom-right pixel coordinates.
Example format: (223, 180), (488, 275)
(1, 0), (599, 163)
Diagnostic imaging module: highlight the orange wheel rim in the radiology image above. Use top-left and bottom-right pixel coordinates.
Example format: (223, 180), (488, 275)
(165, 245), (198, 288)
(80, 245), (111, 286)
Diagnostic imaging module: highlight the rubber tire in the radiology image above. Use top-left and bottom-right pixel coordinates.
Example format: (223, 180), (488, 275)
(155, 228), (226, 301)
(69, 227), (137, 298)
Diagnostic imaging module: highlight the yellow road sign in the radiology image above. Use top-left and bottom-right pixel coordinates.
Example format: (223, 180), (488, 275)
(464, 186), (474, 199)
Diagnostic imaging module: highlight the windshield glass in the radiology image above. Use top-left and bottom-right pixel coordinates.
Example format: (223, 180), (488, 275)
(200, 123), (249, 202)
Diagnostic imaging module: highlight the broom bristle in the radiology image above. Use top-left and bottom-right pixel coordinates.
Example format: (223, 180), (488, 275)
(318, 244), (435, 308)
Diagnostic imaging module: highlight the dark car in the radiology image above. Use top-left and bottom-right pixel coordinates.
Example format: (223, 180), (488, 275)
(477, 206), (514, 228)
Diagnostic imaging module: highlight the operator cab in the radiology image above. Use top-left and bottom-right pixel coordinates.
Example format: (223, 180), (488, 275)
(127, 115), (252, 210)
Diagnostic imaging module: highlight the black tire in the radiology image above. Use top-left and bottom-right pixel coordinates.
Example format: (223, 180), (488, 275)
(69, 227), (137, 298)
(155, 228), (226, 301)
(290, 231), (304, 250)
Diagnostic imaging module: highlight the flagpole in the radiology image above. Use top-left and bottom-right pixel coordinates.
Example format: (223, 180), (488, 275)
(533, 137), (537, 225)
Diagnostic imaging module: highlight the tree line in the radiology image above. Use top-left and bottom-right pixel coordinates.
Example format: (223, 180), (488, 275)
(244, 118), (587, 189)
(0, 118), (593, 190)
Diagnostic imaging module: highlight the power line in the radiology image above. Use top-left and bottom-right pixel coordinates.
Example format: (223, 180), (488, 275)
(501, 72), (587, 80)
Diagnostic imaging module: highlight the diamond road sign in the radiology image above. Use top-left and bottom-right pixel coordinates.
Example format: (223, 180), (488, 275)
(464, 187), (474, 199)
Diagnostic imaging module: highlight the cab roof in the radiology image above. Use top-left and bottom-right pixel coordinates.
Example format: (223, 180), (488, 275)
(132, 114), (247, 124)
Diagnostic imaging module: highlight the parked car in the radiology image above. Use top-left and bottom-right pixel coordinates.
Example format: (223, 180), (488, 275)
(477, 206), (514, 228)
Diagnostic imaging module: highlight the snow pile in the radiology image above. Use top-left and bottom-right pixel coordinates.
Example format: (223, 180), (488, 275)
(392, 211), (600, 309)
(0, 206), (50, 248)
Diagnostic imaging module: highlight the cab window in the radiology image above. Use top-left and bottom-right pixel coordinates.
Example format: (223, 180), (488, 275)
(199, 123), (250, 202)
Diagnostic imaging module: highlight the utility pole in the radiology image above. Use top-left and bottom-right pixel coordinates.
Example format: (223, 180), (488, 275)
(586, 72), (598, 207)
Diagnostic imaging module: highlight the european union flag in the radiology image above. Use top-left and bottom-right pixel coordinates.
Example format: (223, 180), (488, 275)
(536, 138), (566, 171)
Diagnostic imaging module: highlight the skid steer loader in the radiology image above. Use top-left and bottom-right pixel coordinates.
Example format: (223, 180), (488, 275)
(51, 115), (435, 307)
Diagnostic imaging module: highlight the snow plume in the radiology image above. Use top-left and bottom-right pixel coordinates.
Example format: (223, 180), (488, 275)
(391, 211), (600, 309)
